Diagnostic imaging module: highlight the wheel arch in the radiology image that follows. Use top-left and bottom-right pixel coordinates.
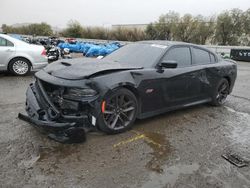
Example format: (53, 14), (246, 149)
(224, 76), (231, 87)
(104, 83), (142, 117)
(97, 84), (141, 134)
(8, 56), (32, 71)
(123, 85), (141, 112)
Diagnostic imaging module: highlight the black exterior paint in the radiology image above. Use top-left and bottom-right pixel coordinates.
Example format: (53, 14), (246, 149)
(19, 41), (237, 141)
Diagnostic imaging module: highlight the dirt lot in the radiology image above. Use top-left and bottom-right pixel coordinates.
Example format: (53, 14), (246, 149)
(0, 61), (250, 188)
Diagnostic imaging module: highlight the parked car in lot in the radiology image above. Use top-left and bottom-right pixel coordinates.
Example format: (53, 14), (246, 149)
(0, 34), (48, 75)
(230, 48), (250, 62)
(19, 41), (237, 143)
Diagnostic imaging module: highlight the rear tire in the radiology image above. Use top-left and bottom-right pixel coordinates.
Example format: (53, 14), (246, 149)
(9, 58), (31, 76)
(97, 88), (138, 134)
(210, 78), (230, 106)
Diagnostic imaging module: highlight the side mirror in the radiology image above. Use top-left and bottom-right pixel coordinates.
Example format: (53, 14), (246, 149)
(159, 60), (178, 69)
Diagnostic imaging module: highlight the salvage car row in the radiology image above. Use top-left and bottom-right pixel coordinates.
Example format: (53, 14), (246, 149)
(0, 33), (48, 75)
(0, 33), (122, 75)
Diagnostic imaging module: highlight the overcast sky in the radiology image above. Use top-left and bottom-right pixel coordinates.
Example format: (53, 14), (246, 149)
(1, 0), (250, 28)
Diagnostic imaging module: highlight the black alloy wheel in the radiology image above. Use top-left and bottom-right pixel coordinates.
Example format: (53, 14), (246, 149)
(211, 78), (230, 106)
(97, 88), (138, 134)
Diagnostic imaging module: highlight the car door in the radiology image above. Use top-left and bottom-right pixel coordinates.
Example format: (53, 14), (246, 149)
(191, 47), (214, 99)
(159, 45), (203, 107)
(139, 45), (201, 116)
(0, 37), (15, 69)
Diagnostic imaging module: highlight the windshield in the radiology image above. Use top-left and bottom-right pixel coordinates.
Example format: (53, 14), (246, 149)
(104, 43), (167, 67)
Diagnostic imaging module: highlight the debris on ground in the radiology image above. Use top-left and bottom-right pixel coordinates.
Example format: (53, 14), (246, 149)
(222, 152), (249, 168)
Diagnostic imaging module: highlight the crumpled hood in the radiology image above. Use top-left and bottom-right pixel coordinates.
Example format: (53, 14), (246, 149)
(43, 58), (142, 80)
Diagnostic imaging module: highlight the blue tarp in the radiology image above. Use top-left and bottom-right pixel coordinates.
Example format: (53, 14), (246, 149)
(57, 42), (121, 57)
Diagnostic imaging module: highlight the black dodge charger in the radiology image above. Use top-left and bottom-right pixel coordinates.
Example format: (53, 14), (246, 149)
(19, 41), (237, 143)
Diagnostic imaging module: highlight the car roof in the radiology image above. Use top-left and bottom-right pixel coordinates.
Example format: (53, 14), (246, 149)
(137, 40), (189, 46)
(0, 33), (15, 41)
(136, 40), (217, 55)
(0, 33), (29, 46)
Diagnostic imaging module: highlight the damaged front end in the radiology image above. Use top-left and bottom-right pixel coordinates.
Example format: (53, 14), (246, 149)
(19, 76), (100, 143)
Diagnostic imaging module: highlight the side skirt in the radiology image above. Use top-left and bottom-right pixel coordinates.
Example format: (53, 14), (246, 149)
(137, 98), (212, 119)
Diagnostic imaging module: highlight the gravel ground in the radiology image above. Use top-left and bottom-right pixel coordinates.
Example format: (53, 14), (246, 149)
(0, 61), (250, 188)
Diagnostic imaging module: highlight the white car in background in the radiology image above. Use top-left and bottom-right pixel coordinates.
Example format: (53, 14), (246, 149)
(0, 34), (48, 75)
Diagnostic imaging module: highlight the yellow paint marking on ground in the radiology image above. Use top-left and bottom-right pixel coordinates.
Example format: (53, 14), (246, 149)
(132, 130), (163, 148)
(113, 131), (163, 148)
(143, 136), (162, 148)
(113, 134), (145, 148)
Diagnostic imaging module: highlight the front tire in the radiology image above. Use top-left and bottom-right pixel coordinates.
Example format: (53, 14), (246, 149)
(97, 88), (138, 134)
(9, 58), (31, 76)
(210, 78), (230, 106)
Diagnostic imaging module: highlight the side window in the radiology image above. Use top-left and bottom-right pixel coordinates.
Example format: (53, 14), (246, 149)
(193, 48), (211, 65)
(210, 53), (216, 63)
(0, 37), (14, 47)
(162, 47), (191, 68)
(7, 40), (14, 47)
(0, 37), (7, 46)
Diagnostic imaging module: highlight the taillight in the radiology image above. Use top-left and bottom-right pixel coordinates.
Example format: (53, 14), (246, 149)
(41, 48), (46, 56)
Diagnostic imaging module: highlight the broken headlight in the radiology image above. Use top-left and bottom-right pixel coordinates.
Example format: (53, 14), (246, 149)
(64, 88), (98, 99)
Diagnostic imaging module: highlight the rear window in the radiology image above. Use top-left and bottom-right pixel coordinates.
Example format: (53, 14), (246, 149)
(0, 37), (7, 46)
(193, 47), (211, 65)
(0, 37), (14, 47)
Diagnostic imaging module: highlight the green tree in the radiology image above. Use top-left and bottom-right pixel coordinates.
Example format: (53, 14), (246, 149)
(145, 23), (158, 39)
(173, 14), (198, 42)
(191, 15), (215, 44)
(215, 11), (234, 45)
(145, 11), (179, 40)
(61, 20), (84, 38)
(1, 24), (13, 33)
(2, 23), (53, 36)
(154, 16), (172, 40)
(27, 23), (53, 36)
(243, 8), (250, 34)
(214, 9), (244, 45)
(241, 8), (250, 45)
(230, 9), (244, 37)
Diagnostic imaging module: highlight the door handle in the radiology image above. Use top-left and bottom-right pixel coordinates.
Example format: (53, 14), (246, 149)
(5, 49), (14, 52)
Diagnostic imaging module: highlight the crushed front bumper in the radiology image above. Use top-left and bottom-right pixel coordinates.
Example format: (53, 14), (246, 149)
(18, 113), (76, 132)
(19, 81), (95, 143)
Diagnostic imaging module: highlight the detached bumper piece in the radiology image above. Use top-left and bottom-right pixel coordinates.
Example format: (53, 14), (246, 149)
(18, 81), (93, 143)
(222, 152), (249, 168)
(18, 113), (76, 131)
